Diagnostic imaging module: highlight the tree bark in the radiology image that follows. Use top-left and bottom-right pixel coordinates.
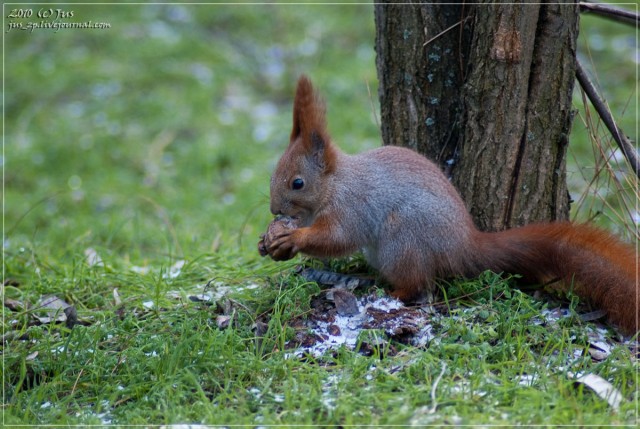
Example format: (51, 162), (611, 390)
(374, 2), (471, 166)
(375, 1), (578, 231)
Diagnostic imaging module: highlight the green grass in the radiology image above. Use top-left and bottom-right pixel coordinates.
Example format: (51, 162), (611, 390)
(4, 2), (638, 426)
(6, 265), (638, 425)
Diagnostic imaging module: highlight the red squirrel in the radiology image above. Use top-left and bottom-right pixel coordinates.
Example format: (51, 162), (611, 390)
(263, 75), (639, 335)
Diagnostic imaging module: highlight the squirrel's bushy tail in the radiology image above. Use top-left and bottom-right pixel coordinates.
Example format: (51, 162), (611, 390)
(474, 222), (638, 334)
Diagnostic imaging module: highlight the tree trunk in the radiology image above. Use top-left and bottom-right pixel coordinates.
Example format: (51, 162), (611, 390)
(374, 1), (578, 231)
(374, 3), (471, 162)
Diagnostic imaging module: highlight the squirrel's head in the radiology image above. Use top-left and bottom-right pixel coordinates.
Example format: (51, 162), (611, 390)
(270, 76), (337, 223)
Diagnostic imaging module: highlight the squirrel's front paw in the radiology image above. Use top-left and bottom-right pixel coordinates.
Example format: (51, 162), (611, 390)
(257, 216), (302, 260)
(267, 229), (301, 261)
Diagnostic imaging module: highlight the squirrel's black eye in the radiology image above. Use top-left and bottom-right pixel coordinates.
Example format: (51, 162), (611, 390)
(292, 178), (304, 190)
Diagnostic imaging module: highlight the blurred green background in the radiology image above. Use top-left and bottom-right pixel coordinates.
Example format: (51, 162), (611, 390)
(5, 2), (638, 267)
(6, 3), (379, 265)
(4, 4), (637, 425)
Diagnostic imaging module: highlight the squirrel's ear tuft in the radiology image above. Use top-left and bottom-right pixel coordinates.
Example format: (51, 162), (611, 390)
(310, 131), (327, 170)
(289, 76), (336, 173)
(290, 75), (327, 143)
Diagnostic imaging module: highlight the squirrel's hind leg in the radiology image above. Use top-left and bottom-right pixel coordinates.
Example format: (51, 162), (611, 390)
(380, 252), (436, 304)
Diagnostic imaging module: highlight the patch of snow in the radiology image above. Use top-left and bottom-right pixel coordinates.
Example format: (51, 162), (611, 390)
(130, 265), (150, 275)
(517, 374), (537, 387)
(290, 293), (432, 357)
(412, 324), (435, 348)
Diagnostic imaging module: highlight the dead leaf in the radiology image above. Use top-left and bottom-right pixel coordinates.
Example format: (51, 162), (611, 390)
(4, 298), (24, 312)
(587, 341), (611, 361)
(216, 315), (232, 329)
(580, 309), (607, 323)
(569, 372), (623, 411)
(299, 268), (374, 290)
(32, 295), (71, 324)
(84, 247), (104, 267)
(328, 324), (341, 336)
(189, 294), (213, 304)
(113, 288), (122, 306)
(164, 260), (186, 279)
(332, 289), (360, 316)
(64, 306), (78, 328)
(252, 321), (269, 337)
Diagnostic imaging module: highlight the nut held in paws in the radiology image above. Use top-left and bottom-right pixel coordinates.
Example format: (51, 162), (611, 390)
(257, 216), (300, 257)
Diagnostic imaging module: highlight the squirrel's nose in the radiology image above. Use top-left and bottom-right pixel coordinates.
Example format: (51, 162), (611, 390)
(270, 203), (281, 216)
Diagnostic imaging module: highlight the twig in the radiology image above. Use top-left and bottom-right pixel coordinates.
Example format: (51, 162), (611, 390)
(428, 362), (447, 414)
(364, 77), (381, 133)
(575, 59), (640, 179)
(579, 2), (639, 28)
(71, 367), (85, 396)
(423, 16), (471, 47)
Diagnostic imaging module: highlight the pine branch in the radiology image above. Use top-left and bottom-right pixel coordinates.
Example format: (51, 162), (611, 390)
(575, 59), (639, 179)
(579, 1), (639, 28)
